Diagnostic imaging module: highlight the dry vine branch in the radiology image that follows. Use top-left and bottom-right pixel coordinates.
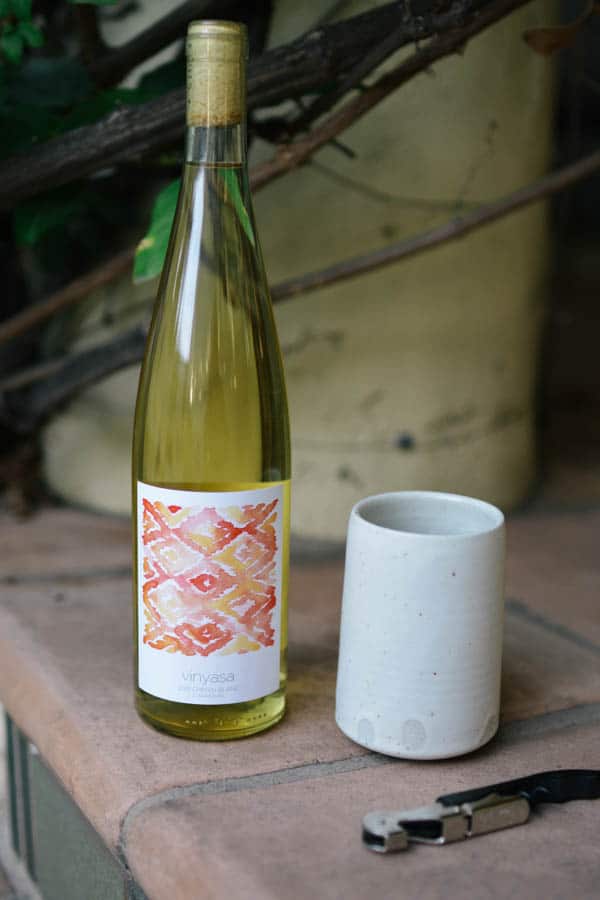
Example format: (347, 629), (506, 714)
(253, 0), (486, 144)
(84, 0), (273, 87)
(74, 5), (108, 65)
(87, 0), (233, 87)
(0, 326), (149, 435)
(0, 248), (136, 346)
(0, 0), (511, 209)
(0, 0), (532, 346)
(4, 147), (600, 433)
(250, 0), (532, 189)
(271, 148), (600, 300)
(0, 0), (582, 436)
(289, 23), (415, 133)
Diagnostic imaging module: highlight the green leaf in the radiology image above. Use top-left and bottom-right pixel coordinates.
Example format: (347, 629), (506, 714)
(221, 169), (256, 248)
(0, 1), (11, 17)
(133, 173), (257, 284)
(9, 0), (31, 19)
(14, 186), (87, 246)
(134, 179), (180, 283)
(17, 20), (44, 49)
(1, 30), (24, 65)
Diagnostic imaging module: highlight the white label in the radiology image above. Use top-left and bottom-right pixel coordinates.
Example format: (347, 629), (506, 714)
(137, 482), (283, 705)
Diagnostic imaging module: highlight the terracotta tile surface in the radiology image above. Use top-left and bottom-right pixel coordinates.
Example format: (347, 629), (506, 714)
(501, 612), (600, 719)
(0, 508), (130, 579)
(506, 509), (600, 645)
(124, 722), (600, 900)
(0, 570), (362, 848)
(0, 506), (598, 898)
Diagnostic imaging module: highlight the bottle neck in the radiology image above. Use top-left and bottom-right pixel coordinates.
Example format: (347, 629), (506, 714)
(185, 122), (246, 166)
(185, 26), (246, 166)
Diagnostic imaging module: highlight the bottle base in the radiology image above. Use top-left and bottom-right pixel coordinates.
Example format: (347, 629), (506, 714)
(135, 688), (286, 740)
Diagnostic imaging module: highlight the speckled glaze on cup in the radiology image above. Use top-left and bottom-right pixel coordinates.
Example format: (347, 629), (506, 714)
(335, 491), (505, 759)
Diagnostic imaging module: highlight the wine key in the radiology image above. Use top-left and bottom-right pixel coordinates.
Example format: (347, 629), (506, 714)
(362, 769), (600, 852)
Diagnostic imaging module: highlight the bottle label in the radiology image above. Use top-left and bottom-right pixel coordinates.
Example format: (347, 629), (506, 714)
(137, 481), (283, 705)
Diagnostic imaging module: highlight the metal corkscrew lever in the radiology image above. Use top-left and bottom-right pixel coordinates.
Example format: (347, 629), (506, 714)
(362, 769), (600, 853)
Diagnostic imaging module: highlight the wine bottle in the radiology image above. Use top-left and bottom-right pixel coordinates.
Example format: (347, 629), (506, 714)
(132, 21), (290, 740)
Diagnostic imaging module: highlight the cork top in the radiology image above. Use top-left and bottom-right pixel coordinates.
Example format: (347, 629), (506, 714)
(186, 21), (247, 127)
(187, 20), (248, 46)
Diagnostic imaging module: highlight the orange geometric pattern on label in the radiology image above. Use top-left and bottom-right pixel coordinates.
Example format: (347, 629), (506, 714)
(142, 497), (279, 657)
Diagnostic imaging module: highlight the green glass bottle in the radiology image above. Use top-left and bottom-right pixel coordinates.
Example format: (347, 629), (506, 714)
(132, 21), (290, 740)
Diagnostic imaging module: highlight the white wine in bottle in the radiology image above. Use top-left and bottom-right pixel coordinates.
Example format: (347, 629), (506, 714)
(132, 21), (290, 740)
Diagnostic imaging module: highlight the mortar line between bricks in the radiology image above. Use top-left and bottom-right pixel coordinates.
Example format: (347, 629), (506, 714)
(118, 701), (600, 857)
(506, 597), (600, 657)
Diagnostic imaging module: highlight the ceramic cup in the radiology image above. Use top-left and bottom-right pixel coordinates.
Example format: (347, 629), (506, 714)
(335, 491), (505, 759)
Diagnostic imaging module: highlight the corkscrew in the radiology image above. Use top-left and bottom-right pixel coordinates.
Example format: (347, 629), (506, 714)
(362, 769), (600, 853)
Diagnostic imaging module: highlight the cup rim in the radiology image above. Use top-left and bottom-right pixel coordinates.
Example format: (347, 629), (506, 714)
(352, 490), (504, 539)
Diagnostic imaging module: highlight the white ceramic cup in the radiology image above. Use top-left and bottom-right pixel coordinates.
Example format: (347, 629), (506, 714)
(335, 491), (505, 759)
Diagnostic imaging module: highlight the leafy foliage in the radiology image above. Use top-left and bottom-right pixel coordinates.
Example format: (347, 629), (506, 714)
(1, 30), (24, 64)
(9, 0), (32, 15)
(221, 169), (256, 249)
(1, 56), (169, 157)
(134, 179), (180, 283)
(0, 1), (186, 265)
(1, 60), (91, 159)
(133, 170), (257, 283)
(0, 0), (43, 66)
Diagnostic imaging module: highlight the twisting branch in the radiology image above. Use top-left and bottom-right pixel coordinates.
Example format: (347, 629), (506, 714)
(4, 148), (600, 433)
(288, 0), (486, 136)
(0, 0), (511, 210)
(271, 148), (600, 300)
(1, 326), (149, 434)
(252, 23), (411, 144)
(0, 0), (540, 349)
(87, 0), (236, 88)
(81, 0), (272, 88)
(74, 5), (108, 65)
(252, 0), (489, 144)
(289, 25), (412, 133)
(245, 0), (275, 58)
(0, 248), (135, 347)
(0, 0), (541, 350)
(250, 0), (532, 190)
